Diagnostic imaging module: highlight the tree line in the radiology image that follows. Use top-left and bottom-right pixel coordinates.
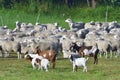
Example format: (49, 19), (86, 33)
(0, 0), (119, 10)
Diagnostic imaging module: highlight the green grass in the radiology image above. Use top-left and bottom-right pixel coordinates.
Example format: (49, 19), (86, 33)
(0, 53), (120, 80)
(0, 6), (120, 29)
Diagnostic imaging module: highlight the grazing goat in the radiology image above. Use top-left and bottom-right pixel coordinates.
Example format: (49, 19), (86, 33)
(69, 54), (88, 72)
(24, 52), (50, 71)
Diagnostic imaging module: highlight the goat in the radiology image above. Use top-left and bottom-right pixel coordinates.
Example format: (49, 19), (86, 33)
(69, 54), (88, 72)
(40, 58), (50, 72)
(34, 46), (57, 68)
(70, 42), (99, 64)
(24, 52), (50, 71)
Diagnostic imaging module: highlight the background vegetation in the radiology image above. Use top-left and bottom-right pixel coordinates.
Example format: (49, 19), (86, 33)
(0, 0), (120, 29)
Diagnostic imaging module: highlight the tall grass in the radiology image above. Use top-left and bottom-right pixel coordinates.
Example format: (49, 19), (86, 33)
(0, 6), (119, 29)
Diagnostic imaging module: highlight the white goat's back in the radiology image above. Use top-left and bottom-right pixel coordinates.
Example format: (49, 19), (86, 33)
(74, 58), (88, 66)
(41, 58), (50, 71)
(41, 59), (50, 67)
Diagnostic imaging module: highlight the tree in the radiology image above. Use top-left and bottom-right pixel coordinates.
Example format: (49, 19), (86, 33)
(65, 0), (74, 8)
(87, 0), (97, 8)
(92, 0), (97, 8)
(87, 0), (90, 7)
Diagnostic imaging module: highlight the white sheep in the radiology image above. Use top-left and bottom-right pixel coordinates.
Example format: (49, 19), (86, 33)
(15, 21), (21, 30)
(69, 54), (88, 72)
(65, 18), (84, 31)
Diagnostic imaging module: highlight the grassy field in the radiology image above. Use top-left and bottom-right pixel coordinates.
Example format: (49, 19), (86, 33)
(0, 53), (120, 80)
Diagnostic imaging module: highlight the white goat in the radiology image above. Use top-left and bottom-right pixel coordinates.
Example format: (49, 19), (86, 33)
(40, 58), (50, 72)
(69, 54), (88, 72)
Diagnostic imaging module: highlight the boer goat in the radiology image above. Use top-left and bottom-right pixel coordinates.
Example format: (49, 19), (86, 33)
(24, 52), (50, 71)
(70, 42), (99, 64)
(69, 54), (88, 72)
(34, 46), (57, 68)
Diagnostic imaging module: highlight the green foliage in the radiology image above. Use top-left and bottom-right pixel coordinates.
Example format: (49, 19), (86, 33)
(0, 5), (119, 29)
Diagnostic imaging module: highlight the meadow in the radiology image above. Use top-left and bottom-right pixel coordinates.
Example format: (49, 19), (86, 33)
(0, 53), (120, 80)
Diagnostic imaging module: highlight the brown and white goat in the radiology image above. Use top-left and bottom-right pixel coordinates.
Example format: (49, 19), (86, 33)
(24, 52), (50, 71)
(34, 46), (57, 68)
